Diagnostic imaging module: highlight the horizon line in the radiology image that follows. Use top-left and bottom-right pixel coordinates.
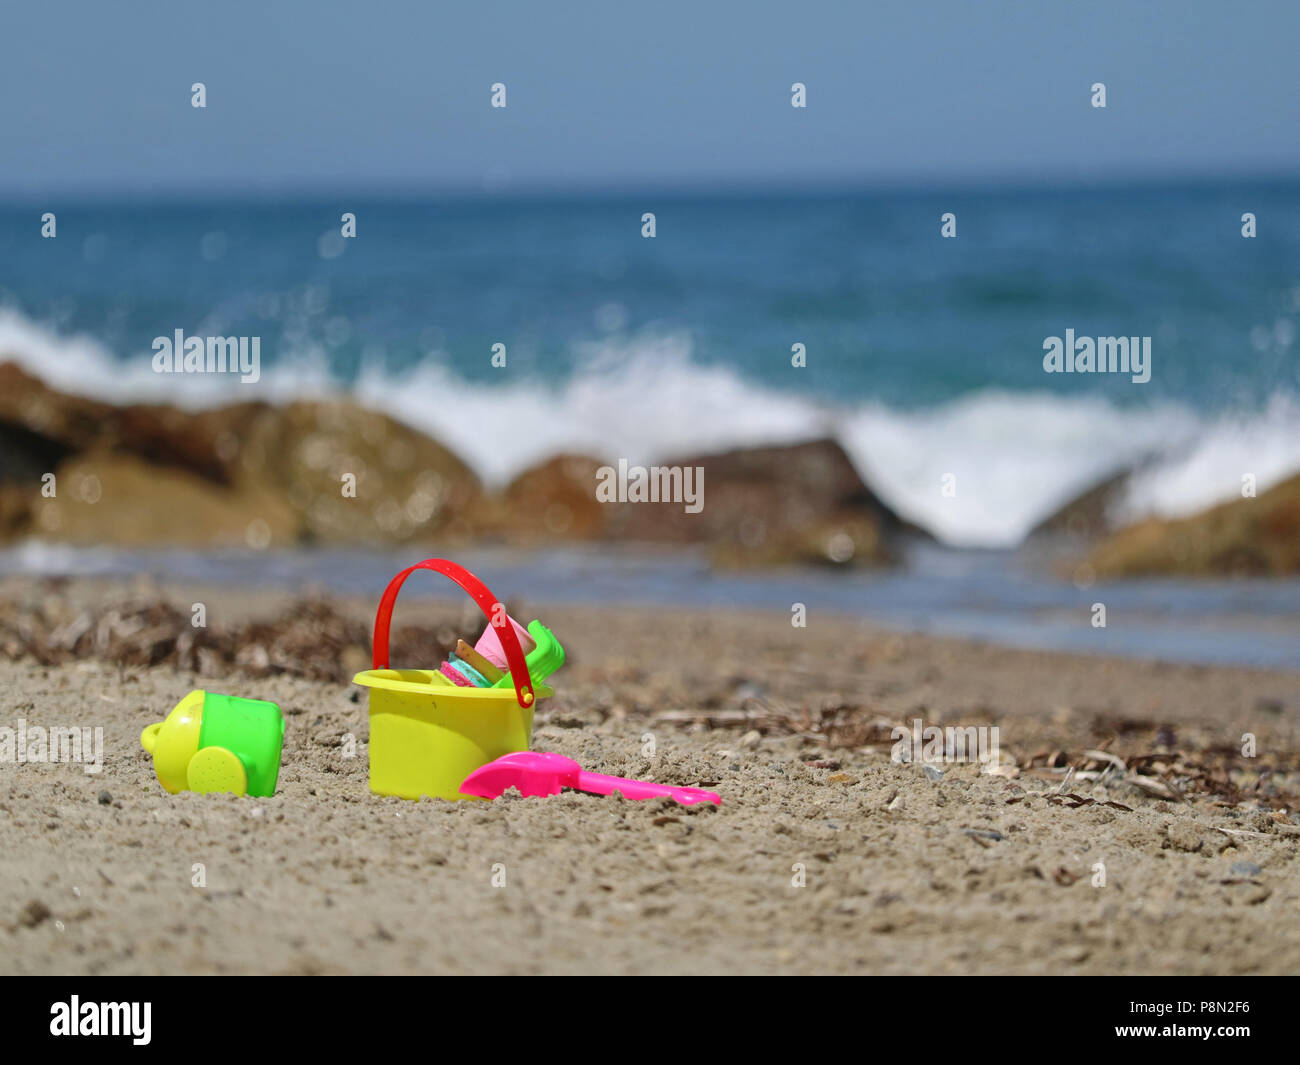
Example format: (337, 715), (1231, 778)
(2, 165), (1298, 208)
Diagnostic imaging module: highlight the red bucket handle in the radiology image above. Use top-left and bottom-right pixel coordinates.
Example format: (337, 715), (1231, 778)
(372, 558), (535, 709)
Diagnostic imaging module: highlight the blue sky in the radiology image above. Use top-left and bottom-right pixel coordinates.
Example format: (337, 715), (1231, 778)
(3, 0), (1298, 197)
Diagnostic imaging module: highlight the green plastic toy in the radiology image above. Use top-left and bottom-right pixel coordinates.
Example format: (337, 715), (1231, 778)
(140, 691), (286, 797)
(490, 620), (565, 689)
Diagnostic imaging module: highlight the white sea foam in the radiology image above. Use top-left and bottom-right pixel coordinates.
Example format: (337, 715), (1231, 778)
(0, 308), (339, 406)
(2, 310), (1297, 548)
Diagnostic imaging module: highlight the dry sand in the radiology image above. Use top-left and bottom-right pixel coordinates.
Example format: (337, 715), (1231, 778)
(2, 577), (1299, 975)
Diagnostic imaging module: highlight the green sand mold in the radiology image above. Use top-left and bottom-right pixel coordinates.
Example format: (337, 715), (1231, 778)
(490, 620), (565, 689)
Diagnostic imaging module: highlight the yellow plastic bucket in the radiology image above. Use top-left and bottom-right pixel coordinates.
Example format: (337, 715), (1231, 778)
(353, 559), (551, 801)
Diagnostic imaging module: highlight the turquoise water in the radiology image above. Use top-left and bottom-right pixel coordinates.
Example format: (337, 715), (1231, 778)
(3, 182), (1298, 405)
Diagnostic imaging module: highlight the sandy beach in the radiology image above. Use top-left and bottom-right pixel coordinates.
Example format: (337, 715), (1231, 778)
(2, 575), (1298, 976)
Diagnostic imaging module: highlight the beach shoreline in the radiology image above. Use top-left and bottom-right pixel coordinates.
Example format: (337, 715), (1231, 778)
(2, 575), (1298, 975)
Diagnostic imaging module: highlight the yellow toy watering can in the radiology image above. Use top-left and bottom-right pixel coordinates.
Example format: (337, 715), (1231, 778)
(141, 690), (285, 797)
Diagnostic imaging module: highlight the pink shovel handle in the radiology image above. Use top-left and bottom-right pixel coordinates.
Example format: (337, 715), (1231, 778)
(576, 771), (720, 805)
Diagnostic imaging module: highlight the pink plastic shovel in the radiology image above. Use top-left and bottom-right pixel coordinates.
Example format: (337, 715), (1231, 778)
(461, 751), (721, 805)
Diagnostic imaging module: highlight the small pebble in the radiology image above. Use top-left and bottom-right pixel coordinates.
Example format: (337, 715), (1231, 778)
(923, 765), (944, 782)
(18, 899), (51, 928)
(1231, 861), (1262, 877)
(963, 828), (1005, 841)
(97, 790), (112, 805)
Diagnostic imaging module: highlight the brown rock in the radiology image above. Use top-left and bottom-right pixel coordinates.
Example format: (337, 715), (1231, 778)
(226, 400), (481, 545)
(0, 363), (482, 548)
(477, 438), (915, 566)
(35, 449), (300, 549)
(0, 363), (232, 484)
(479, 454), (611, 541)
(18, 899), (51, 928)
(0, 365), (916, 566)
(1089, 470), (1300, 577)
(611, 438), (914, 567)
(0, 363), (114, 452)
(1028, 466), (1135, 541)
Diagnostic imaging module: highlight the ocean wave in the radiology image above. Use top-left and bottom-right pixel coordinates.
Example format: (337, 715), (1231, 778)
(2, 309), (1298, 548)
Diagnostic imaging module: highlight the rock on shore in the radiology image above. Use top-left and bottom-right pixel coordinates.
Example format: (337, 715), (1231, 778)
(0, 363), (480, 548)
(475, 439), (917, 567)
(1088, 472), (1300, 577)
(0, 363), (914, 566)
(1026, 466), (1135, 541)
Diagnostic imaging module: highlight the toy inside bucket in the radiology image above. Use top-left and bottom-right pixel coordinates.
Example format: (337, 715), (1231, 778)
(353, 559), (553, 801)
